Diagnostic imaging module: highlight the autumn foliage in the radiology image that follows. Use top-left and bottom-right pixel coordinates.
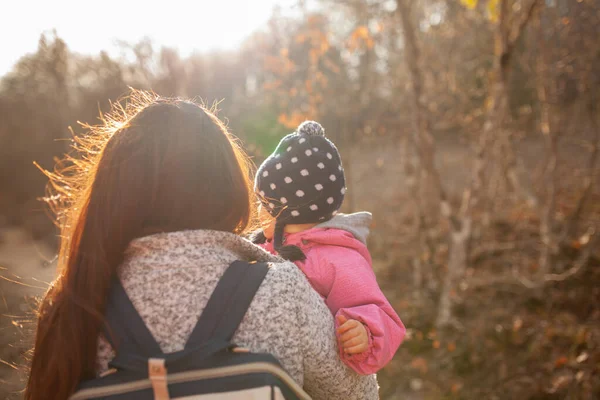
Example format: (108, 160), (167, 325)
(1, 1), (600, 399)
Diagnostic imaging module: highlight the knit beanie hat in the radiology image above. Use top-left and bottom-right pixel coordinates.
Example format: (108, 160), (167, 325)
(255, 121), (346, 260)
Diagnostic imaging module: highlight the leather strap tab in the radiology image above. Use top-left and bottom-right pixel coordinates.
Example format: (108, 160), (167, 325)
(148, 358), (170, 400)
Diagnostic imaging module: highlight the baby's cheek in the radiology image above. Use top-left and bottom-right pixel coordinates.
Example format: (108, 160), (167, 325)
(263, 220), (275, 239)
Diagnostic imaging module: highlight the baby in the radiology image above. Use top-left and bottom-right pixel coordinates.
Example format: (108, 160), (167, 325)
(253, 120), (405, 375)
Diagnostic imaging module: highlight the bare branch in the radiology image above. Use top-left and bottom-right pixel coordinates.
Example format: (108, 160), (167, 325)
(508, 0), (542, 51)
(486, 0), (541, 208)
(512, 227), (598, 288)
(543, 228), (599, 282)
(469, 242), (519, 263)
(395, 0), (460, 231)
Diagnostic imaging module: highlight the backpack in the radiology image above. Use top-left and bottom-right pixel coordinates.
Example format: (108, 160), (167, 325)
(70, 260), (311, 400)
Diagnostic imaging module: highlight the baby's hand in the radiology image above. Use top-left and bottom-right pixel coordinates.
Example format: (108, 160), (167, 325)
(336, 315), (369, 354)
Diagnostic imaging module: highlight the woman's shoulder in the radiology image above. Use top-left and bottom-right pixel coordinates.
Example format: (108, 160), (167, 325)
(249, 259), (327, 319)
(253, 260), (334, 333)
(264, 259), (303, 278)
(258, 260), (312, 298)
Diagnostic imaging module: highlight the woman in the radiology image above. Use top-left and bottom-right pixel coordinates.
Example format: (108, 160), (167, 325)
(25, 91), (379, 400)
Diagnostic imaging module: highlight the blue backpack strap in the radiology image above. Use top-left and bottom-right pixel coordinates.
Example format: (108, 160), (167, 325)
(185, 261), (270, 349)
(103, 261), (269, 373)
(103, 279), (163, 361)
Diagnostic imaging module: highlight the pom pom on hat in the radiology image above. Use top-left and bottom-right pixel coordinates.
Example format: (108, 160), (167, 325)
(297, 120), (325, 137)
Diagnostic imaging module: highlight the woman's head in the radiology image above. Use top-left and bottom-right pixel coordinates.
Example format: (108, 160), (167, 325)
(58, 92), (255, 237)
(26, 90), (256, 400)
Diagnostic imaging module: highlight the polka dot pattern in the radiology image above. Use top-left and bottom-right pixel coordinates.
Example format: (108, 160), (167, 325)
(254, 120), (346, 224)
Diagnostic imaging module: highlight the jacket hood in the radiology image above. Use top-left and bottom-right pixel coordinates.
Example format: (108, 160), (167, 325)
(315, 212), (372, 245)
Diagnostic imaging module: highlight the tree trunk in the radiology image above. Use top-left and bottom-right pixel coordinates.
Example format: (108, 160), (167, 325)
(397, 0), (540, 327)
(490, 0), (541, 208)
(536, 12), (559, 275)
(537, 101), (558, 275)
(436, 219), (471, 328)
(396, 0), (467, 327)
(401, 135), (425, 300)
(395, 0), (454, 226)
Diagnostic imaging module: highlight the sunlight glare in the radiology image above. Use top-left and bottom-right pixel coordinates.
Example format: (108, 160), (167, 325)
(0, 0), (292, 75)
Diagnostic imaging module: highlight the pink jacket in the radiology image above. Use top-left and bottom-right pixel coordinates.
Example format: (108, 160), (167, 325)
(261, 212), (405, 375)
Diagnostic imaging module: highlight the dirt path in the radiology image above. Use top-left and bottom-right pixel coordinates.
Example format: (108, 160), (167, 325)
(0, 228), (56, 400)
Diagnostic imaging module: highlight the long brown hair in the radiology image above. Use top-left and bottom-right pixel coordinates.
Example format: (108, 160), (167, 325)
(25, 90), (257, 400)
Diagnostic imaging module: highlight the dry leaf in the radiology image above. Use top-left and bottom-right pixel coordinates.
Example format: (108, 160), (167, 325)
(410, 357), (428, 374)
(451, 382), (463, 393)
(353, 26), (370, 39)
(576, 352), (588, 363)
(487, 0), (499, 22)
(554, 356), (568, 368)
(512, 317), (523, 332)
(410, 378), (423, 391)
(460, 0), (479, 9)
(549, 374), (572, 393)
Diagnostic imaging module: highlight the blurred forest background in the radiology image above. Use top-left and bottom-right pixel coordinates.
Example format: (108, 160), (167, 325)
(1, 0), (600, 399)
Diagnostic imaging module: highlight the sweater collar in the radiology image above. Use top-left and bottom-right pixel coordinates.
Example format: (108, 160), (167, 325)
(125, 229), (282, 267)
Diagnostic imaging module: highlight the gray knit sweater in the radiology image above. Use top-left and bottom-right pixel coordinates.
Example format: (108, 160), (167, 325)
(96, 229), (379, 399)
